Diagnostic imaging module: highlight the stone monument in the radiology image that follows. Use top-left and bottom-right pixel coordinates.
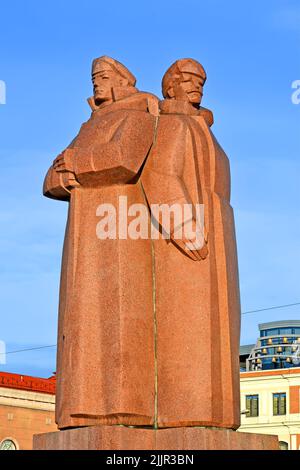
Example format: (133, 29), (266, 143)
(34, 56), (278, 450)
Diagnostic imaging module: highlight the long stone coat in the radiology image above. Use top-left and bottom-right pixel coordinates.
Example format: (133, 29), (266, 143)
(141, 99), (241, 429)
(44, 91), (158, 429)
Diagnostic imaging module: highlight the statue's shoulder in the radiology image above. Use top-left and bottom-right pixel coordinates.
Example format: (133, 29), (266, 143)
(159, 112), (187, 126)
(87, 93), (158, 123)
(159, 99), (214, 128)
(157, 111), (189, 135)
(199, 106), (214, 127)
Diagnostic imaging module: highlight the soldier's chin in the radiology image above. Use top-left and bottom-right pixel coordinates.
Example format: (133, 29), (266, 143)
(189, 96), (201, 107)
(188, 91), (200, 100)
(94, 94), (108, 105)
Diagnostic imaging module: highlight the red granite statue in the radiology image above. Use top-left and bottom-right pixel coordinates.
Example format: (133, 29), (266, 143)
(36, 56), (278, 449)
(141, 58), (241, 428)
(44, 56), (159, 429)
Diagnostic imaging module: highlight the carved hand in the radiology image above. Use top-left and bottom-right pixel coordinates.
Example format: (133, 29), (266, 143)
(171, 237), (208, 261)
(171, 219), (208, 261)
(53, 149), (75, 173)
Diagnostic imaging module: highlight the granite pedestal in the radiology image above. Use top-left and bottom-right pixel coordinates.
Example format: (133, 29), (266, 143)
(33, 426), (278, 450)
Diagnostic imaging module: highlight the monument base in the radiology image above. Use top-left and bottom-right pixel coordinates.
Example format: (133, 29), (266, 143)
(33, 425), (278, 450)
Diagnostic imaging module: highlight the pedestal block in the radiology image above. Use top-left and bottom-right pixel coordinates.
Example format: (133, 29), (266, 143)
(33, 426), (278, 450)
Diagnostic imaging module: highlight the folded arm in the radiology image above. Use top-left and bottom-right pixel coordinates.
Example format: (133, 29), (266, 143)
(72, 112), (156, 186)
(141, 116), (208, 261)
(44, 149), (80, 201)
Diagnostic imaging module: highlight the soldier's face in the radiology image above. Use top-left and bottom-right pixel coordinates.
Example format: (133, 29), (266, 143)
(92, 67), (121, 105)
(177, 73), (203, 105)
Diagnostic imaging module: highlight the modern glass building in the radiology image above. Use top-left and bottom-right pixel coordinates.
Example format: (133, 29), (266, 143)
(246, 320), (300, 371)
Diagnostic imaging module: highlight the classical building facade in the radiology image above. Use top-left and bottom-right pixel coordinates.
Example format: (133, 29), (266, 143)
(239, 367), (300, 450)
(0, 371), (56, 450)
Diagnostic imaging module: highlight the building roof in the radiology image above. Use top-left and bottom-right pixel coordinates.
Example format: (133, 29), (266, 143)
(240, 344), (255, 356)
(0, 371), (55, 395)
(259, 320), (300, 330)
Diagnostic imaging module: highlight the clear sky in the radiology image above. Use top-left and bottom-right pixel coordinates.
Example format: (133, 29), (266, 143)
(0, 0), (299, 377)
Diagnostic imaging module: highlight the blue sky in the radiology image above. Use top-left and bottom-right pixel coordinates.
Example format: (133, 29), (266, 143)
(0, 0), (299, 377)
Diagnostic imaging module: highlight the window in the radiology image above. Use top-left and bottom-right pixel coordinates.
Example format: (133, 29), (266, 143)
(246, 394), (259, 417)
(265, 328), (279, 336)
(278, 328), (293, 335)
(0, 439), (17, 450)
(279, 441), (289, 450)
(273, 393), (286, 415)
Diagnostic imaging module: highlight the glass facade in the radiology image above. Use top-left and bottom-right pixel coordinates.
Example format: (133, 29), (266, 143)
(261, 327), (300, 337)
(246, 320), (300, 370)
(247, 322), (300, 371)
(260, 337), (300, 346)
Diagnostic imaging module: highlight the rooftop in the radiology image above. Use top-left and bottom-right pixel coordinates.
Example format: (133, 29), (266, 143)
(0, 371), (55, 395)
(240, 344), (255, 356)
(259, 320), (300, 330)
